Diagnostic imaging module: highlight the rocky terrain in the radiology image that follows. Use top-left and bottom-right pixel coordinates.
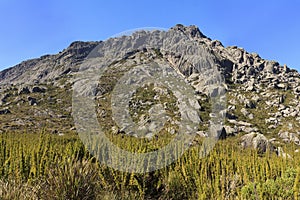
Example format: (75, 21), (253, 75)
(1, 24), (300, 155)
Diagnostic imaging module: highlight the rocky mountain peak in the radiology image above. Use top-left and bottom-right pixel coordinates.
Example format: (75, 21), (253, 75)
(0, 25), (294, 87)
(0, 25), (300, 155)
(0, 41), (100, 85)
(171, 24), (208, 39)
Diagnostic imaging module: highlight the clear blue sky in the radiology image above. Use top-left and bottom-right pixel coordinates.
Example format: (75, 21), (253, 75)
(0, 0), (299, 71)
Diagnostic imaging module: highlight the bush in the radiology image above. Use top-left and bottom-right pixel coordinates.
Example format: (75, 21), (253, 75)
(0, 178), (39, 200)
(241, 168), (297, 199)
(43, 158), (99, 200)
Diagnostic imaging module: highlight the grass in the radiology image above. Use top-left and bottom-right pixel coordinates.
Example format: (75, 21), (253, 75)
(1, 52), (300, 199)
(0, 131), (300, 199)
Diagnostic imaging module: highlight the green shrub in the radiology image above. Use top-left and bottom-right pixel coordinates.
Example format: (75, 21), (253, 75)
(43, 158), (99, 200)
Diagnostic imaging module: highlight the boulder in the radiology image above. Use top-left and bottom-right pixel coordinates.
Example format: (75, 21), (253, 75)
(278, 94), (285, 104)
(263, 61), (276, 73)
(0, 108), (11, 115)
(276, 83), (286, 89)
(111, 126), (119, 135)
(276, 147), (291, 158)
(241, 132), (272, 153)
(226, 112), (238, 120)
(196, 131), (208, 137)
(18, 86), (31, 95)
(251, 95), (260, 103)
(240, 108), (253, 119)
(244, 99), (256, 109)
(240, 126), (258, 133)
(28, 96), (37, 106)
(245, 80), (255, 91)
(0, 93), (10, 104)
(278, 130), (300, 145)
(224, 125), (237, 136)
(31, 86), (46, 93)
(218, 127), (227, 139)
(240, 108), (248, 116)
(248, 113), (254, 119)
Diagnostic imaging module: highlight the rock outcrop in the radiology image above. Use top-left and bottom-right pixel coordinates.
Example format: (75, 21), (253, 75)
(0, 41), (100, 85)
(0, 24), (299, 152)
(241, 132), (273, 153)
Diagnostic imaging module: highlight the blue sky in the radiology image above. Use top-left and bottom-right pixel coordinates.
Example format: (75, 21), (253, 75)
(0, 0), (299, 71)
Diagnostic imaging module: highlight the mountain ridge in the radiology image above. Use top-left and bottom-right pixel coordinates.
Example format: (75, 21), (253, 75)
(0, 24), (300, 154)
(0, 24), (296, 86)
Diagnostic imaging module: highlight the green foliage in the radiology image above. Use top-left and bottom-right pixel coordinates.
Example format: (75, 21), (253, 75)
(241, 168), (298, 199)
(43, 158), (99, 200)
(0, 178), (39, 200)
(0, 132), (300, 199)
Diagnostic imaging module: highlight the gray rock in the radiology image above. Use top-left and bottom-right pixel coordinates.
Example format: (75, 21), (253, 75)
(218, 127), (227, 139)
(278, 130), (300, 145)
(278, 94), (285, 104)
(224, 125), (237, 136)
(290, 111), (298, 117)
(237, 120), (252, 127)
(263, 61), (276, 73)
(276, 147), (291, 158)
(0, 24), (300, 151)
(294, 86), (300, 94)
(269, 138), (277, 143)
(31, 86), (46, 93)
(196, 131), (208, 137)
(0, 93), (10, 104)
(282, 108), (291, 116)
(228, 105), (236, 111)
(241, 132), (272, 153)
(245, 79), (255, 91)
(241, 126), (258, 133)
(276, 83), (287, 90)
(240, 108), (248, 116)
(0, 108), (11, 115)
(226, 112), (238, 120)
(278, 104), (286, 111)
(28, 96), (37, 106)
(251, 95), (260, 103)
(268, 125), (278, 129)
(0, 41), (100, 85)
(18, 86), (30, 95)
(265, 117), (278, 125)
(244, 99), (256, 109)
(111, 126), (119, 134)
(248, 113), (254, 119)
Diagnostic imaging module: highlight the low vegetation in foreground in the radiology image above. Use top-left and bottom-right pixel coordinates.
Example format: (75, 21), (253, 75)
(0, 132), (300, 200)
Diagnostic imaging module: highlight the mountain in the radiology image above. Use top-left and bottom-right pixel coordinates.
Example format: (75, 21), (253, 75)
(1, 24), (300, 153)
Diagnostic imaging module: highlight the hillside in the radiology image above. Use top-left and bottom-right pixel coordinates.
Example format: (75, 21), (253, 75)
(1, 24), (300, 149)
(1, 24), (300, 199)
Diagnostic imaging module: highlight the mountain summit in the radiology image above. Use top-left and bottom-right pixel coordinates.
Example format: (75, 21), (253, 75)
(0, 24), (300, 153)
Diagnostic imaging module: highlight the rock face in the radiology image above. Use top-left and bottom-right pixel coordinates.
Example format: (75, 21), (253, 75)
(0, 24), (300, 151)
(0, 41), (100, 85)
(1, 25), (296, 89)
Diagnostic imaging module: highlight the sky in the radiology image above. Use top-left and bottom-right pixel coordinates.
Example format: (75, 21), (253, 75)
(0, 0), (299, 71)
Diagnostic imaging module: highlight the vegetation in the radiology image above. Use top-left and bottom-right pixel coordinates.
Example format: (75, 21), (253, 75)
(0, 131), (300, 199)
(1, 53), (300, 199)
(226, 88), (300, 138)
